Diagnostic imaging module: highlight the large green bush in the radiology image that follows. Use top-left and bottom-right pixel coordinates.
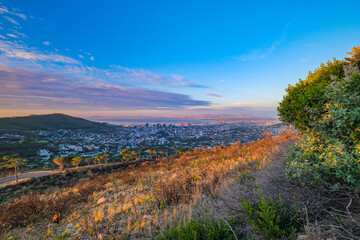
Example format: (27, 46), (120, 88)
(286, 66), (360, 192)
(310, 68), (360, 146)
(278, 59), (344, 131)
(280, 46), (360, 192)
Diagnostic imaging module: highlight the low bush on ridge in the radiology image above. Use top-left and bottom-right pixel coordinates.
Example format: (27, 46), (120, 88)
(156, 218), (239, 240)
(242, 188), (301, 240)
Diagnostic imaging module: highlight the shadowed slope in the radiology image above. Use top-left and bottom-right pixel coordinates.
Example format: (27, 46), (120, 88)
(0, 113), (104, 130)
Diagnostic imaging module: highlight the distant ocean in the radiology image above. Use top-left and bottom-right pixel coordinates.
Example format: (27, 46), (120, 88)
(94, 118), (215, 126)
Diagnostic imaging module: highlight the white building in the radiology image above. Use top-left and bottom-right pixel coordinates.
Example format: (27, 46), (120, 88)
(37, 149), (51, 160)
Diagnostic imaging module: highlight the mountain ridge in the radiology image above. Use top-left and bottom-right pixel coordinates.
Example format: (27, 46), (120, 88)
(0, 113), (104, 130)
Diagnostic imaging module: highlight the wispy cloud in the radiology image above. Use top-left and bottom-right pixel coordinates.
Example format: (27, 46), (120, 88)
(187, 102), (277, 117)
(0, 1), (210, 114)
(85, 66), (208, 89)
(12, 12), (26, 20)
(0, 66), (210, 110)
(235, 20), (290, 62)
(170, 74), (208, 88)
(4, 16), (19, 25)
(0, 6), (9, 14)
(0, 3), (27, 20)
(0, 40), (80, 64)
(13, 31), (26, 38)
(6, 33), (17, 38)
(235, 35), (285, 62)
(0, 37), (205, 89)
(205, 93), (223, 98)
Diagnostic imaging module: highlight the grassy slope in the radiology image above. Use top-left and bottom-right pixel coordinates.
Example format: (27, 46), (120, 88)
(0, 129), (300, 239)
(0, 113), (103, 130)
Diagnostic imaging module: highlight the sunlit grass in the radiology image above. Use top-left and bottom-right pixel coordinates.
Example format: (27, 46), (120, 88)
(0, 128), (300, 239)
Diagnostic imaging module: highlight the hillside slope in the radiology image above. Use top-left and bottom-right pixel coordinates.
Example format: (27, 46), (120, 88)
(0, 113), (104, 130)
(1, 129), (358, 239)
(0, 130), (301, 239)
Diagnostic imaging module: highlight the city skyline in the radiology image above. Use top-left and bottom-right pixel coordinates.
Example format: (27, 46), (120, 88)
(1, 0), (360, 119)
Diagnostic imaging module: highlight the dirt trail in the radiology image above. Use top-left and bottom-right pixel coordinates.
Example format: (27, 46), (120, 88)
(0, 171), (53, 185)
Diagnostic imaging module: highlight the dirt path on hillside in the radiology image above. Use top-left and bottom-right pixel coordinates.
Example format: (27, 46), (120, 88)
(0, 171), (53, 185)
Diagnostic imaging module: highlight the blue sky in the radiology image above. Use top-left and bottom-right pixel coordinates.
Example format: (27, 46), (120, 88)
(0, 0), (359, 119)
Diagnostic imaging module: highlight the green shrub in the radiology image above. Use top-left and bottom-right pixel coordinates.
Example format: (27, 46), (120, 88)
(309, 70), (360, 146)
(278, 59), (344, 131)
(53, 231), (72, 240)
(286, 136), (360, 192)
(241, 190), (301, 240)
(286, 65), (360, 192)
(156, 218), (238, 240)
(279, 46), (360, 193)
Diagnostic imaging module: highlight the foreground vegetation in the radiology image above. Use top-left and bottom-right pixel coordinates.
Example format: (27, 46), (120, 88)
(279, 46), (360, 192)
(1, 129), (303, 239)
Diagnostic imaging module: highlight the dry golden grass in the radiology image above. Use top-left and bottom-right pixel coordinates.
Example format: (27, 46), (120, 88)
(0, 129), (301, 239)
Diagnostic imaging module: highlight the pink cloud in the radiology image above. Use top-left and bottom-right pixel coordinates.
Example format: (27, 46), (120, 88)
(0, 66), (210, 111)
(205, 93), (223, 98)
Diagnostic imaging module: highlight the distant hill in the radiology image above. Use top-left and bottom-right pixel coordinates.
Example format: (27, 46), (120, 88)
(0, 113), (105, 130)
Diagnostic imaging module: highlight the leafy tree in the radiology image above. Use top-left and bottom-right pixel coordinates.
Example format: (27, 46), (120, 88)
(130, 151), (137, 161)
(53, 156), (68, 171)
(85, 157), (92, 165)
(158, 150), (165, 159)
(1, 155), (26, 184)
(146, 149), (152, 160)
(137, 150), (141, 161)
(71, 156), (83, 168)
(152, 150), (158, 160)
(101, 154), (110, 164)
(345, 45), (360, 67)
(94, 155), (102, 164)
(119, 149), (131, 162)
(278, 59), (345, 131)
